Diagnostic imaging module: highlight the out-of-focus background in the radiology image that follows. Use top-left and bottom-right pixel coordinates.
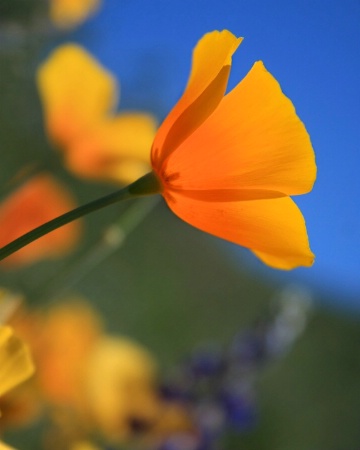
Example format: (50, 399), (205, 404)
(1, 1), (360, 449)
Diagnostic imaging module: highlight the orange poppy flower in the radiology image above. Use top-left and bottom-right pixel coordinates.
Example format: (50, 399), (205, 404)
(151, 30), (316, 270)
(37, 44), (156, 184)
(0, 174), (81, 268)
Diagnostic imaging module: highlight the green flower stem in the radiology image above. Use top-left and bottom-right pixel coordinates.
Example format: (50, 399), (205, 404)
(0, 171), (161, 263)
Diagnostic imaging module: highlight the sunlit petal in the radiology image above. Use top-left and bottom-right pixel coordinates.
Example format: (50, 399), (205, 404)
(165, 191), (314, 270)
(152, 30), (242, 166)
(151, 30), (316, 269)
(166, 61), (316, 195)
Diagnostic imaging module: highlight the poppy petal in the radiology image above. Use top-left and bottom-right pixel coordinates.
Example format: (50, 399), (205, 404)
(174, 188), (285, 201)
(164, 191), (314, 270)
(166, 61), (316, 196)
(37, 44), (117, 147)
(152, 30), (242, 167)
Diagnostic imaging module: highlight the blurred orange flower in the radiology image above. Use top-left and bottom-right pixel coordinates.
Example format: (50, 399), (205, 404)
(151, 30), (317, 270)
(37, 301), (159, 438)
(37, 44), (157, 184)
(22, 298), (190, 445)
(35, 299), (102, 406)
(49, 0), (101, 29)
(0, 174), (81, 268)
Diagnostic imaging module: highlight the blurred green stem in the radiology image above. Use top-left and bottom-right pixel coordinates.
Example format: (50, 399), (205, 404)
(0, 172), (161, 262)
(32, 196), (160, 302)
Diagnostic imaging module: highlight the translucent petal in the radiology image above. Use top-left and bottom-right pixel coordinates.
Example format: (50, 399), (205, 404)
(152, 30), (242, 167)
(166, 61), (316, 196)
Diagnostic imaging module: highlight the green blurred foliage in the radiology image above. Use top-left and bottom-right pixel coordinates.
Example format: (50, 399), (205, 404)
(0, 0), (47, 24)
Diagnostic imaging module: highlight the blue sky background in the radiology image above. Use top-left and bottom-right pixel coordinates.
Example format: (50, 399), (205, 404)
(65, 0), (360, 311)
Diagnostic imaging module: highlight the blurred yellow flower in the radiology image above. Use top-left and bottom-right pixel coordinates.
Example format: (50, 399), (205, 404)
(151, 30), (316, 270)
(70, 442), (101, 450)
(1, 297), (191, 446)
(0, 295), (42, 431)
(0, 442), (15, 450)
(37, 44), (157, 184)
(82, 336), (159, 441)
(49, 0), (101, 29)
(0, 326), (34, 399)
(0, 326), (35, 449)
